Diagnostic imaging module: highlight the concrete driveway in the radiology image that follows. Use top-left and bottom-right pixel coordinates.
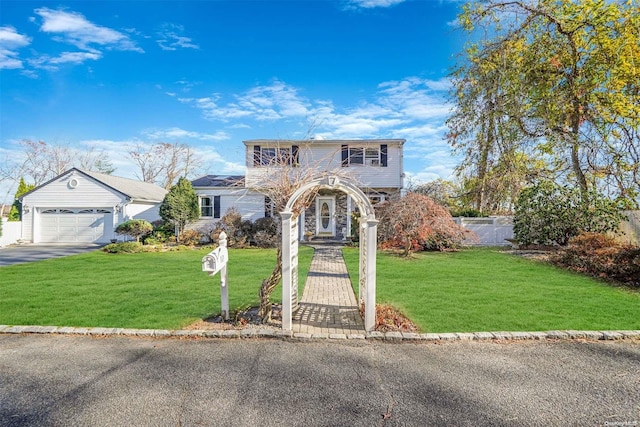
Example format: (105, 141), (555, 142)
(0, 335), (638, 426)
(0, 244), (103, 267)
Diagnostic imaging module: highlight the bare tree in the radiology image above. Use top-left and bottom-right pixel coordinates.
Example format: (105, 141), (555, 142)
(129, 142), (202, 190)
(2, 139), (114, 192)
(1, 140), (115, 212)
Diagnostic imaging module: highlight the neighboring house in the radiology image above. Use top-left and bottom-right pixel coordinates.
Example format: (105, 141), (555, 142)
(192, 139), (405, 240)
(19, 168), (167, 244)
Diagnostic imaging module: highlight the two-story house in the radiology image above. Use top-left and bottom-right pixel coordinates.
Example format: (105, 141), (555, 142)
(191, 138), (405, 240)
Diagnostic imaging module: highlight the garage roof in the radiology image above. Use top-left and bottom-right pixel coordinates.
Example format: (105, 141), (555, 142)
(20, 168), (168, 203)
(81, 169), (168, 202)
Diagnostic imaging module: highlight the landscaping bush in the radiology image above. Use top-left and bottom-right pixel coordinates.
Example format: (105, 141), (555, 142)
(513, 181), (623, 247)
(179, 229), (202, 246)
(376, 192), (471, 255)
(217, 209), (248, 247)
(102, 242), (144, 253)
(251, 217), (278, 248)
(115, 219), (153, 243)
(552, 232), (640, 288)
(149, 220), (175, 242)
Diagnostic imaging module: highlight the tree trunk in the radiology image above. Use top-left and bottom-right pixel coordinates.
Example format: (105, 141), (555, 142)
(259, 247), (282, 322)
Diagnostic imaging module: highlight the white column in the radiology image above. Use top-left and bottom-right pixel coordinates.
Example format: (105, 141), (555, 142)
(364, 217), (379, 332)
(299, 211), (305, 241)
(359, 220), (366, 306)
(281, 211), (293, 331)
(346, 195), (352, 239)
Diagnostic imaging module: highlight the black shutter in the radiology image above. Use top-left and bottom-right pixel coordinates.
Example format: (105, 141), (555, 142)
(381, 144), (388, 167)
(253, 146), (261, 166)
(341, 145), (348, 167)
(214, 195), (221, 218)
(292, 145), (299, 165)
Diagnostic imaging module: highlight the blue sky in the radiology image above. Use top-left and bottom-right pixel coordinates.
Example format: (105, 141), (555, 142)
(1, 0), (465, 201)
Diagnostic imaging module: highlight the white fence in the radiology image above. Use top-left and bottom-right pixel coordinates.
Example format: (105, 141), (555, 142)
(0, 218), (22, 247)
(619, 211), (640, 245)
(454, 216), (514, 246)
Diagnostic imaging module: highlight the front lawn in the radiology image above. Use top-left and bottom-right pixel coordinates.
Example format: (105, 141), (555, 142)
(343, 247), (640, 333)
(0, 246), (313, 330)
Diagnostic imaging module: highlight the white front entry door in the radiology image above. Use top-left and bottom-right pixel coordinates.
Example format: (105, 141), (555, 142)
(316, 197), (335, 236)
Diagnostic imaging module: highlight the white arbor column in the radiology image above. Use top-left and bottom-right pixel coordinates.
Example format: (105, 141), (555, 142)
(364, 217), (379, 332)
(346, 195), (352, 238)
(359, 219), (366, 306)
(281, 211), (293, 331)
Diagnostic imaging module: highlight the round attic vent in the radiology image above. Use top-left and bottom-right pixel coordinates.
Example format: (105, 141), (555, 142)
(68, 178), (79, 189)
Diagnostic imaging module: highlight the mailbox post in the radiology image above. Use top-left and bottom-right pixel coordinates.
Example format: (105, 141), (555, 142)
(201, 231), (229, 320)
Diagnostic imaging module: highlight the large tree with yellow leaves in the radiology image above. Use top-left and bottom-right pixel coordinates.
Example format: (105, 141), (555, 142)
(448, 0), (639, 208)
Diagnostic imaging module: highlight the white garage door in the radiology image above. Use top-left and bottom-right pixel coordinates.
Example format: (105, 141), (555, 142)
(39, 208), (112, 243)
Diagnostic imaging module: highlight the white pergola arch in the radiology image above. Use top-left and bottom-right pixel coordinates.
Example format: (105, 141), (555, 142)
(281, 175), (378, 332)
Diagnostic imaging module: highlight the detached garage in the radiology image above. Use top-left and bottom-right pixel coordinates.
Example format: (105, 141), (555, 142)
(20, 168), (167, 244)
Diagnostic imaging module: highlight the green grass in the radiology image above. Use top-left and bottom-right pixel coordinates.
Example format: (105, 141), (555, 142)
(0, 246), (313, 330)
(343, 247), (640, 333)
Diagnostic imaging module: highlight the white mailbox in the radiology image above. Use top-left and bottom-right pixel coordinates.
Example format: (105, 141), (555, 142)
(202, 246), (228, 278)
(201, 231), (230, 320)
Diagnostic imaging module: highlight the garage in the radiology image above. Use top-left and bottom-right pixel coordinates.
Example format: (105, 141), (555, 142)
(19, 168), (167, 244)
(39, 208), (113, 243)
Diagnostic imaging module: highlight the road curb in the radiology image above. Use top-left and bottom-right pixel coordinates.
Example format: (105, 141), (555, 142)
(1, 325), (639, 342)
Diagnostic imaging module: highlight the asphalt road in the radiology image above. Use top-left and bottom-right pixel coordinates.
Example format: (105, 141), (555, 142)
(0, 335), (638, 426)
(0, 244), (102, 267)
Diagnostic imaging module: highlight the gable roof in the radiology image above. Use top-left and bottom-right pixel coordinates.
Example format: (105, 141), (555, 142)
(80, 169), (168, 202)
(191, 175), (245, 188)
(20, 168), (167, 203)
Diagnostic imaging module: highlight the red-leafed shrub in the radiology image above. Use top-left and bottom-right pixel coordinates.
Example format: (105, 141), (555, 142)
(376, 192), (473, 255)
(552, 232), (640, 288)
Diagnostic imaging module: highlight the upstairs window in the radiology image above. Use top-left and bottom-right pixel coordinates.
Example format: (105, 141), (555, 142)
(342, 144), (388, 167)
(253, 145), (299, 167)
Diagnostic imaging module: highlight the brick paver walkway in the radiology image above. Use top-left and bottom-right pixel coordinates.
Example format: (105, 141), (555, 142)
(292, 243), (365, 336)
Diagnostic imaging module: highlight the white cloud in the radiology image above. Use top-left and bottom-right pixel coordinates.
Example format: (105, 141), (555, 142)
(27, 51), (102, 70)
(174, 76), (457, 178)
(179, 77), (451, 139)
(0, 26), (31, 69)
(141, 127), (230, 142)
(347, 0), (406, 8)
(34, 8), (143, 53)
(48, 51), (101, 65)
(179, 81), (311, 122)
(156, 24), (199, 51)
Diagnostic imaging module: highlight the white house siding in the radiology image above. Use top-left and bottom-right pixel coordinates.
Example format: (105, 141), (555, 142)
(123, 202), (162, 224)
(245, 141), (404, 190)
(190, 188), (266, 233)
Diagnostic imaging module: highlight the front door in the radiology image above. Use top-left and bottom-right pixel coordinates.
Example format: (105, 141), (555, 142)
(316, 197), (335, 237)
